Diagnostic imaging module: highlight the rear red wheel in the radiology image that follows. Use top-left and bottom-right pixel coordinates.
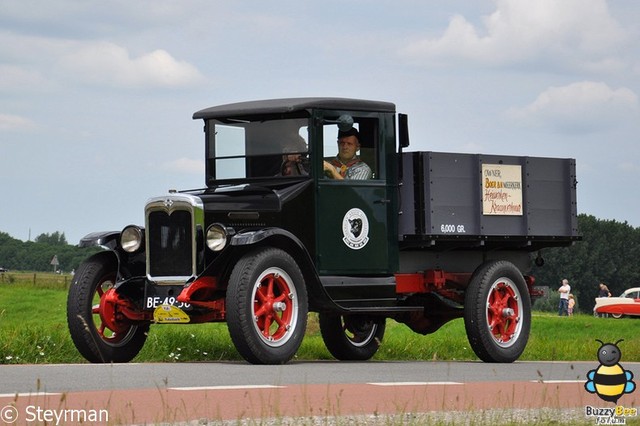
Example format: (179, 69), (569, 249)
(485, 278), (524, 348)
(319, 314), (385, 361)
(464, 260), (531, 363)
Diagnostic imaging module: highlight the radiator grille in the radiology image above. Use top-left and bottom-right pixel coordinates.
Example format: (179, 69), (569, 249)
(148, 210), (193, 277)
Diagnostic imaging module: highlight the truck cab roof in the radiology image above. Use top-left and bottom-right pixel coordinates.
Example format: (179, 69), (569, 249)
(193, 97), (396, 120)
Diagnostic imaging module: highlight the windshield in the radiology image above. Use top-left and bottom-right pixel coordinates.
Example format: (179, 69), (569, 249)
(207, 117), (310, 181)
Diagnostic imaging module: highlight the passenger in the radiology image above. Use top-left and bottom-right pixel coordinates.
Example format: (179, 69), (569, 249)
(323, 128), (372, 180)
(279, 137), (309, 176)
(279, 150), (308, 176)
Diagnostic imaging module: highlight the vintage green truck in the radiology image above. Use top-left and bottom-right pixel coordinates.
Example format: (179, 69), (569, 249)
(67, 98), (579, 364)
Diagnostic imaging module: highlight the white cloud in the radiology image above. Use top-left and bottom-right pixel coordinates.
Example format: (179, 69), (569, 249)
(0, 113), (36, 131)
(401, 0), (628, 71)
(56, 41), (205, 88)
(0, 65), (48, 92)
(506, 81), (639, 134)
(161, 157), (204, 174)
(619, 162), (640, 173)
(0, 30), (205, 89)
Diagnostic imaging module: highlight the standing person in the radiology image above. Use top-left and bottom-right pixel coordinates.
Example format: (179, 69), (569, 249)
(568, 294), (575, 316)
(594, 283), (611, 317)
(558, 279), (571, 316)
(597, 283), (611, 298)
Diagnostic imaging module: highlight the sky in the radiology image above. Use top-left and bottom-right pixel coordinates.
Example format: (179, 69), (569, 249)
(1, 0), (639, 245)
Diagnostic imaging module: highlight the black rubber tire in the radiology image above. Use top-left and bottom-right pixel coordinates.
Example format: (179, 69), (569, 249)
(319, 314), (385, 361)
(67, 255), (149, 363)
(226, 247), (308, 364)
(464, 260), (531, 363)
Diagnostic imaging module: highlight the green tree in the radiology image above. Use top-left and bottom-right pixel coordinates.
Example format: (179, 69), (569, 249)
(34, 232), (68, 246)
(0, 231), (100, 272)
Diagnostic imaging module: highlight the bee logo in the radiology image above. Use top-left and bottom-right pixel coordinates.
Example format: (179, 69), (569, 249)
(585, 339), (636, 403)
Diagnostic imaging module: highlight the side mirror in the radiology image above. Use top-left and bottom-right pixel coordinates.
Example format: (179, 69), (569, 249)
(337, 115), (354, 132)
(323, 115), (354, 131)
(399, 113), (410, 149)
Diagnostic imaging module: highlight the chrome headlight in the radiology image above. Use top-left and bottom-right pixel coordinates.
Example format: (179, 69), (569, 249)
(206, 224), (228, 252)
(121, 225), (144, 253)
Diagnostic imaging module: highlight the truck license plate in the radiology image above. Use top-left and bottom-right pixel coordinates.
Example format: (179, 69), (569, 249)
(144, 285), (191, 310)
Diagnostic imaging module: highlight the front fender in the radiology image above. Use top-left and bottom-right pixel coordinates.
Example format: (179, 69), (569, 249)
(229, 228), (338, 311)
(77, 247), (145, 287)
(230, 227), (299, 246)
(79, 231), (121, 249)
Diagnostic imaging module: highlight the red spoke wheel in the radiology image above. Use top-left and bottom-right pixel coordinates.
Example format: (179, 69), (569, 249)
(464, 260), (531, 363)
(252, 267), (299, 347)
(319, 314), (385, 361)
(227, 247), (308, 364)
(485, 279), (524, 348)
(67, 254), (149, 363)
(92, 283), (130, 343)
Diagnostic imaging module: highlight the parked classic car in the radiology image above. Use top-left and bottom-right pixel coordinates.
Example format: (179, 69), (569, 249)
(594, 287), (640, 319)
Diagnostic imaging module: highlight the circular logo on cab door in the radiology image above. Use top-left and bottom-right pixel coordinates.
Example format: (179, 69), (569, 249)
(342, 208), (370, 250)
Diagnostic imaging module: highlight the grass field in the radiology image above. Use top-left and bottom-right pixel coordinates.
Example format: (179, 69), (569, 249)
(1, 271), (639, 365)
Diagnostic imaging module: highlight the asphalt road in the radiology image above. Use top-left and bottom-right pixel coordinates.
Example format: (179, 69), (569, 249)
(1, 361), (637, 424)
(0, 360), (598, 394)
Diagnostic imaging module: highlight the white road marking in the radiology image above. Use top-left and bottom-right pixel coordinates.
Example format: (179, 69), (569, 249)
(0, 392), (62, 397)
(368, 382), (463, 386)
(169, 385), (286, 391)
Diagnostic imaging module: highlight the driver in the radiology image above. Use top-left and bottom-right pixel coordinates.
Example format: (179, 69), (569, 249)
(323, 128), (372, 180)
